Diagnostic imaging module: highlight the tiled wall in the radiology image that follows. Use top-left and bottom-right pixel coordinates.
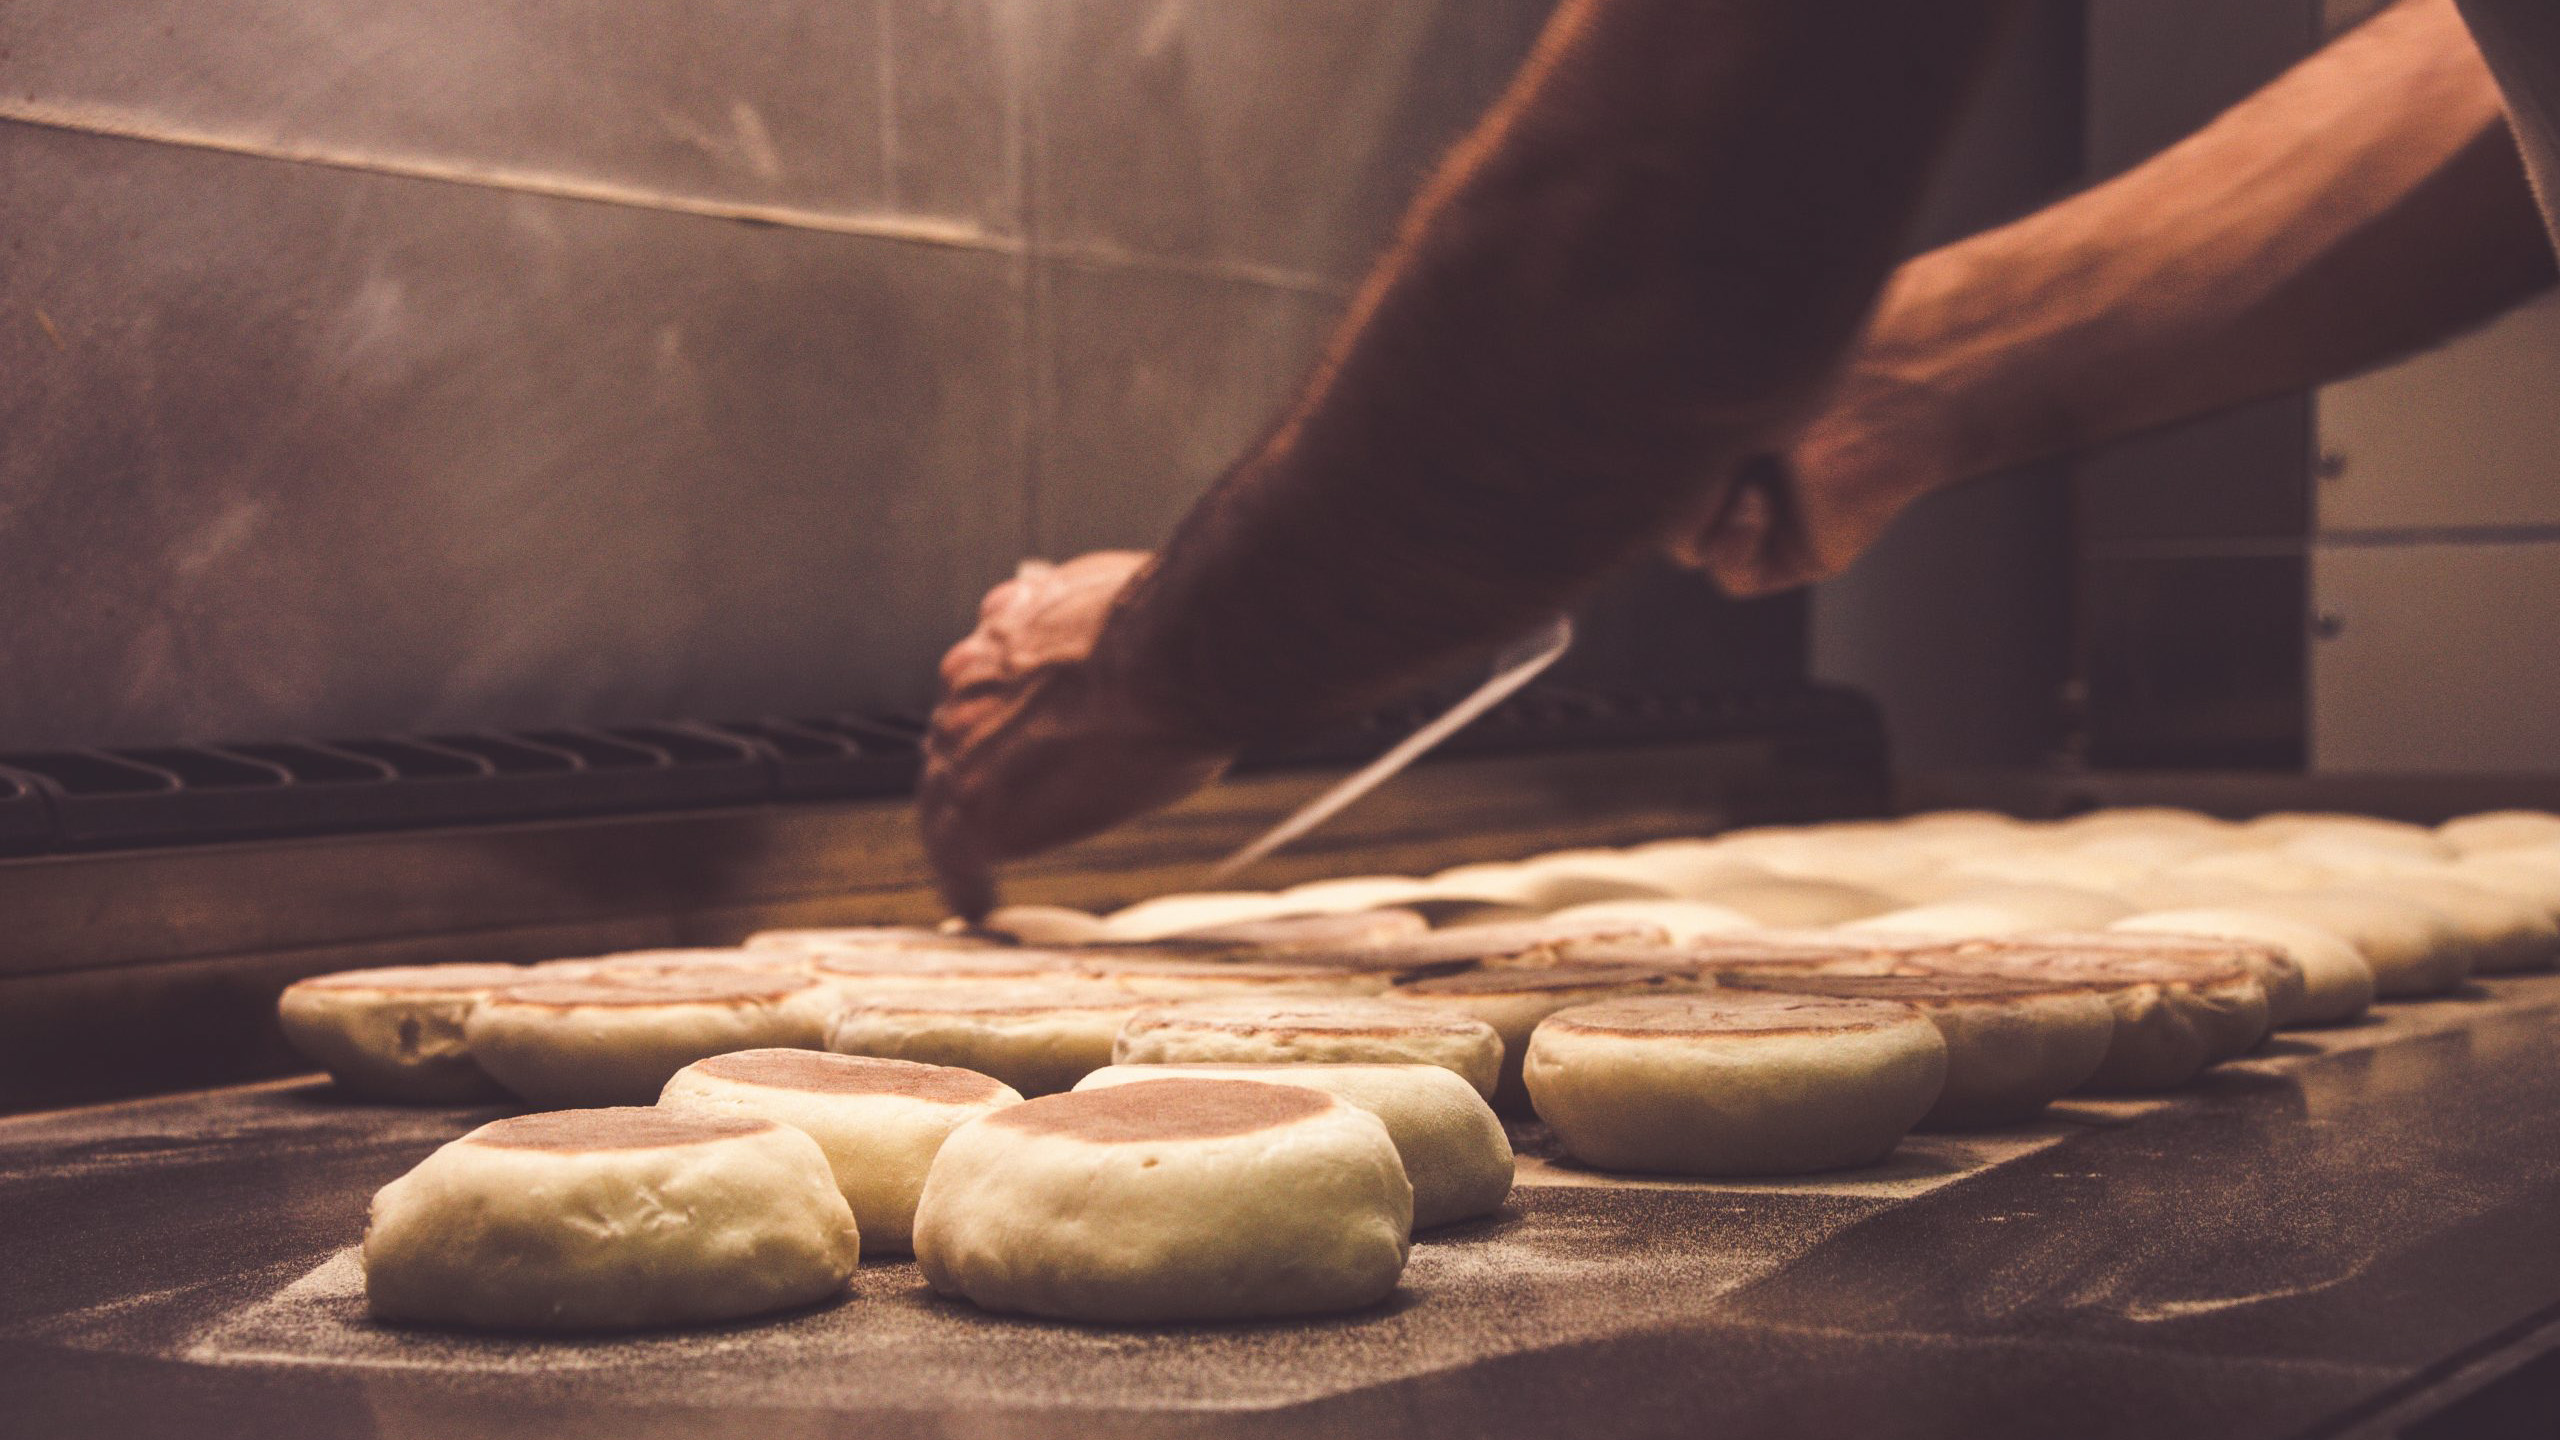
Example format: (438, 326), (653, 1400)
(0, 0), (1600, 749)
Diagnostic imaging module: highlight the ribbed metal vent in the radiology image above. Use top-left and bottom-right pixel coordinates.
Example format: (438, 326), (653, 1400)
(0, 687), (1880, 857)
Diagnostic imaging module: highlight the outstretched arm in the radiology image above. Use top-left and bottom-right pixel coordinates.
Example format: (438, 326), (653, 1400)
(922, 0), (2024, 915)
(1678, 0), (2555, 595)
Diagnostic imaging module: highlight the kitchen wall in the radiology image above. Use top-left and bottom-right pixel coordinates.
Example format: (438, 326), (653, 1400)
(0, 0), (1603, 750)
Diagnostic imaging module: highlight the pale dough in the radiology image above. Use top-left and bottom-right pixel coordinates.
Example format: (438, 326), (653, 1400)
(659, 1049), (1021, 1253)
(2112, 909), (2376, 1026)
(912, 1079), (1411, 1322)
(1392, 963), (1701, 1113)
(276, 964), (527, 1102)
(1522, 992), (1946, 1176)
(1114, 998), (1505, 1100)
(824, 983), (1149, 1096)
(1077, 1062), (1511, 1229)
(464, 971), (831, 1106)
(1717, 972), (2115, 1129)
(364, 1108), (857, 1331)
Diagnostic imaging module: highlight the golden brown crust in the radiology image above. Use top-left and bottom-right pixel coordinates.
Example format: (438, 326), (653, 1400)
(1916, 946), (2256, 988)
(987, 1077), (1331, 1142)
(1542, 992), (1920, 1038)
(468, 1106), (771, 1153)
(691, 1049), (1011, 1103)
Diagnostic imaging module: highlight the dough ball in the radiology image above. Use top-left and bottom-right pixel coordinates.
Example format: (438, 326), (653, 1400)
(1320, 916), (1674, 980)
(824, 984), (1148, 1096)
(277, 964), (528, 1102)
(1068, 951), (1392, 999)
(1683, 876), (1895, 927)
(2223, 889), (2473, 997)
(2439, 810), (2560, 855)
(1601, 842), (1779, 898)
(2051, 807), (2228, 840)
(1845, 902), (2042, 940)
(1273, 875), (1445, 913)
(2159, 849), (2344, 895)
(1114, 998), (1505, 1100)
(660, 1049), (1020, 1253)
(2447, 849), (2560, 919)
(1393, 964), (1701, 1113)
(2363, 874), (2559, 974)
(1155, 908), (1430, 951)
(465, 972), (831, 1106)
(2112, 909), (2376, 1026)
(1423, 862), (1669, 912)
(1543, 898), (1761, 941)
(1996, 929), (2304, 1034)
(912, 1079), (1411, 1322)
(1717, 972), (2115, 1128)
(364, 1108), (857, 1331)
(981, 904), (1111, 945)
(1910, 942), (2269, 1092)
(1077, 1062), (1511, 1229)
(1523, 993), (1946, 1175)
(1658, 929), (1953, 980)
(807, 945), (1091, 992)
(1098, 892), (1322, 942)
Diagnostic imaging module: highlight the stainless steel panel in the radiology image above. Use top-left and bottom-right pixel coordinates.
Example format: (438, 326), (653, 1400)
(0, 124), (1029, 746)
(1025, 0), (1551, 287)
(1031, 257), (1342, 557)
(2312, 540), (2560, 772)
(2317, 291), (2560, 532)
(2, 0), (1026, 231)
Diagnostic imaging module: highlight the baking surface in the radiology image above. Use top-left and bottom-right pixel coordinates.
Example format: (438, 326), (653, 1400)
(9, 978), (2560, 1438)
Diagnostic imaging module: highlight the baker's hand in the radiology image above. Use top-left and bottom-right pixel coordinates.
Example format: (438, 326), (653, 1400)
(1668, 364), (1959, 597)
(918, 550), (1234, 920)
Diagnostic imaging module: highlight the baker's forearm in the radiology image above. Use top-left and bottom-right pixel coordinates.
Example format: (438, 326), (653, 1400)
(1101, 0), (2020, 745)
(1853, 0), (2552, 496)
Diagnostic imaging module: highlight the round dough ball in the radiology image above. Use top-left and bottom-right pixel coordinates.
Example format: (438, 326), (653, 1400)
(1155, 908), (1429, 951)
(1845, 902), (2042, 940)
(1420, 862), (1668, 912)
(1718, 972), (2115, 1129)
(277, 964), (528, 1102)
(2244, 812), (2442, 847)
(660, 1049), (1020, 1252)
(465, 972), (831, 1106)
(1601, 843), (1779, 898)
(912, 1079), (1411, 1322)
(2160, 849), (2345, 894)
(1523, 993), (1946, 1175)
(1684, 876), (1896, 927)
(1274, 876), (1445, 913)
(2111, 909), (2375, 1026)
(1394, 964), (1700, 1114)
(1911, 943), (2269, 1092)
(1995, 929), (2305, 1034)
(2224, 890), (2473, 997)
(2446, 849), (2560, 919)
(2363, 874), (2559, 974)
(1325, 917), (1674, 980)
(807, 945), (1090, 992)
(824, 984), (1148, 1096)
(364, 1108), (857, 1331)
(1098, 892), (1321, 941)
(1069, 952), (1391, 999)
(1077, 1062), (1511, 1229)
(1114, 998), (1505, 1100)
(2439, 810), (2560, 855)
(981, 904), (1111, 945)
(1660, 930), (1954, 980)
(2052, 807), (2228, 840)
(1543, 898), (1761, 941)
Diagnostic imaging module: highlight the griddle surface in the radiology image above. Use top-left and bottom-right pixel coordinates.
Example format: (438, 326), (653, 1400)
(8, 978), (2560, 1438)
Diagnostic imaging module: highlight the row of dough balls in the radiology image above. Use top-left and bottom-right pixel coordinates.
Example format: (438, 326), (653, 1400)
(365, 1049), (1511, 1331)
(1049, 806), (2560, 1019)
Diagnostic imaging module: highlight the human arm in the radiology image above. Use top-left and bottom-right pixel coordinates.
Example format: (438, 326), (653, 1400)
(1675, 0), (2557, 595)
(920, 0), (2026, 915)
